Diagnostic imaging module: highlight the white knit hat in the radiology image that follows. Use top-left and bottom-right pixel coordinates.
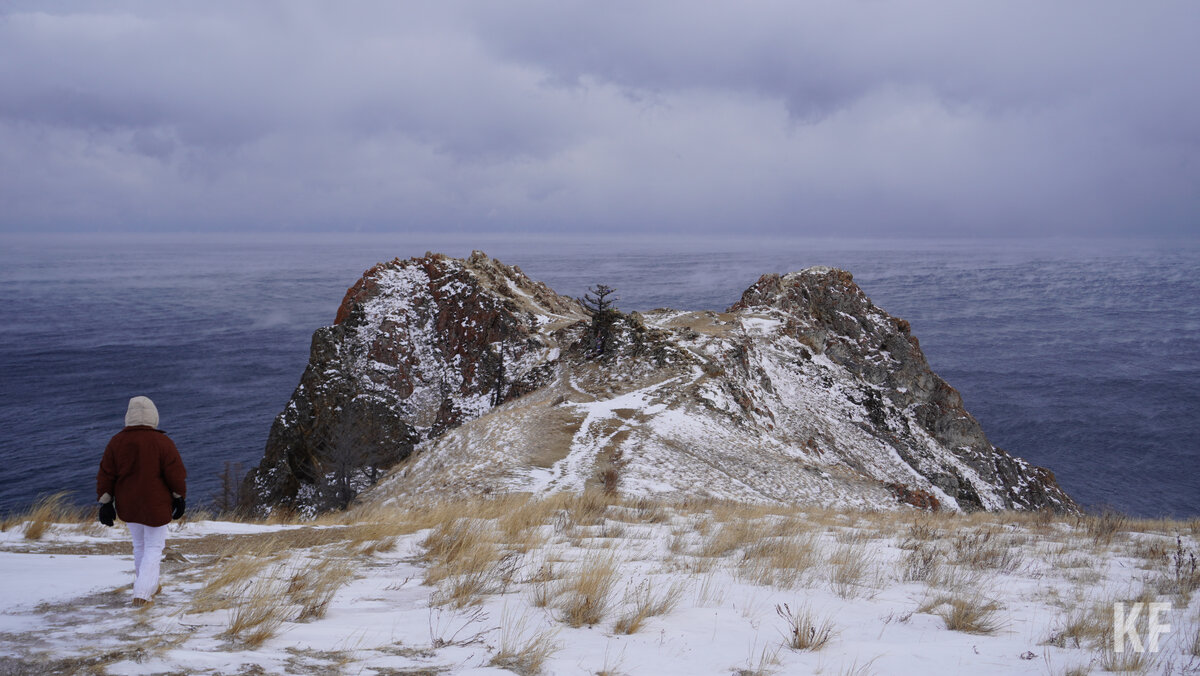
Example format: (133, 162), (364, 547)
(125, 396), (159, 428)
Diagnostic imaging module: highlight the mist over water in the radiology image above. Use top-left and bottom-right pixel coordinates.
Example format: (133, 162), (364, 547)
(1, 234), (1196, 517)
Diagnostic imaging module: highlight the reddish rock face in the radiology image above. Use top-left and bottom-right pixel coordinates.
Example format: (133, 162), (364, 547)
(243, 252), (585, 515)
(887, 482), (942, 511)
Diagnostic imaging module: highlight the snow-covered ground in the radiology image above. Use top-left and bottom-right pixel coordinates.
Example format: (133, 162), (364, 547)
(1, 499), (1197, 675)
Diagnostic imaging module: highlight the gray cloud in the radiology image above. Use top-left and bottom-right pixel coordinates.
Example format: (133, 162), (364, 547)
(1, 1), (1196, 236)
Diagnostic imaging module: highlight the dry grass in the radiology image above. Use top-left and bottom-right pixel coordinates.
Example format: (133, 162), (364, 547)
(222, 573), (290, 648)
(701, 519), (761, 558)
(1044, 604), (1111, 650)
(20, 493), (87, 540)
(1152, 535), (1199, 602)
(900, 541), (943, 583)
(934, 595), (1005, 635)
(900, 516), (941, 546)
(189, 536), (284, 614)
(491, 608), (561, 675)
(950, 527), (1023, 573)
(420, 517), (513, 607)
(1081, 510), (1128, 547)
(614, 579), (685, 634)
(1098, 640), (1156, 674)
(740, 534), (819, 588)
(1186, 619), (1200, 658)
(287, 556), (353, 621)
(775, 602), (836, 651)
(549, 489), (615, 528)
(556, 555), (618, 627)
(828, 544), (874, 599)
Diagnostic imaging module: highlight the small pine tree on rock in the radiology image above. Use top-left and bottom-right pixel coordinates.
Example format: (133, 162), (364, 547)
(581, 284), (621, 357)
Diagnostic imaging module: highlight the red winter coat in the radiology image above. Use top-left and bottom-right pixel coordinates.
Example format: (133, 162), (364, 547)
(96, 426), (187, 527)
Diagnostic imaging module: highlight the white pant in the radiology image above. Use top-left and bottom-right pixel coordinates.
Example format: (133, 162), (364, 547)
(127, 523), (168, 600)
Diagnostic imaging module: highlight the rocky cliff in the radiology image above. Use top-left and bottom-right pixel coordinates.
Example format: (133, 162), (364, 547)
(245, 252), (1075, 515)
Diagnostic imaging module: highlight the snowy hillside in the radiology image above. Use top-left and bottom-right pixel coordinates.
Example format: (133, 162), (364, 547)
(1, 496), (1197, 674)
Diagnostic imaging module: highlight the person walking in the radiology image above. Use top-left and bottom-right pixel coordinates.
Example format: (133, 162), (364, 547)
(96, 396), (187, 607)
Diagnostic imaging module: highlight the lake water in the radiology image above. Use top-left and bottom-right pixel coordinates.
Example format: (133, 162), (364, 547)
(1, 233), (1196, 518)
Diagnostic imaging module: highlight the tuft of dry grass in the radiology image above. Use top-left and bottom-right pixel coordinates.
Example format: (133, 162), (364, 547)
(556, 555), (618, 627)
(1098, 639), (1156, 674)
(21, 493), (86, 540)
(700, 519), (760, 559)
(287, 556), (353, 621)
(1081, 509), (1128, 547)
(900, 516), (940, 546)
(188, 535), (290, 614)
(491, 608), (561, 676)
(776, 602), (836, 651)
(935, 595), (1005, 635)
(828, 544), (873, 599)
(950, 527), (1023, 573)
(740, 534), (819, 588)
(900, 542), (943, 583)
(421, 517), (513, 607)
(222, 573), (290, 648)
(1044, 604), (1111, 650)
(614, 579), (685, 634)
(548, 489), (615, 528)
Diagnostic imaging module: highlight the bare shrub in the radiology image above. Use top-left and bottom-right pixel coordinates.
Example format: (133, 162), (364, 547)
(1155, 535), (1199, 602)
(614, 579), (685, 634)
(556, 555), (618, 627)
(775, 602), (836, 651)
(1082, 509), (1128, 547)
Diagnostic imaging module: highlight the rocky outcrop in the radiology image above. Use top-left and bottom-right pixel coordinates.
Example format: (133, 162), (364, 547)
(727, 268), (1072, 511)
(243, 252), (585, 514)
(247, 253), (1075, 515)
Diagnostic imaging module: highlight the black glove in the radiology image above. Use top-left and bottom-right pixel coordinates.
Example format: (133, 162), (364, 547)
(171, 496), (186, 520)
(98, 502), (115, 527)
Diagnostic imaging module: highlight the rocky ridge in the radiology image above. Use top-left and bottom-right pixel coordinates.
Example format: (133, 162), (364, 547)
(245, 252), (1075, 515)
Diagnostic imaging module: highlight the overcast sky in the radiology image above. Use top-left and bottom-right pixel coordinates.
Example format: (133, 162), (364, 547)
(1, 2), (1197, 237)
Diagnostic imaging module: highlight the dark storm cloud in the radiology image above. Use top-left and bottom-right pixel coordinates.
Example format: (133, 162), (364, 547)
(0, 1), (1196, 235)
